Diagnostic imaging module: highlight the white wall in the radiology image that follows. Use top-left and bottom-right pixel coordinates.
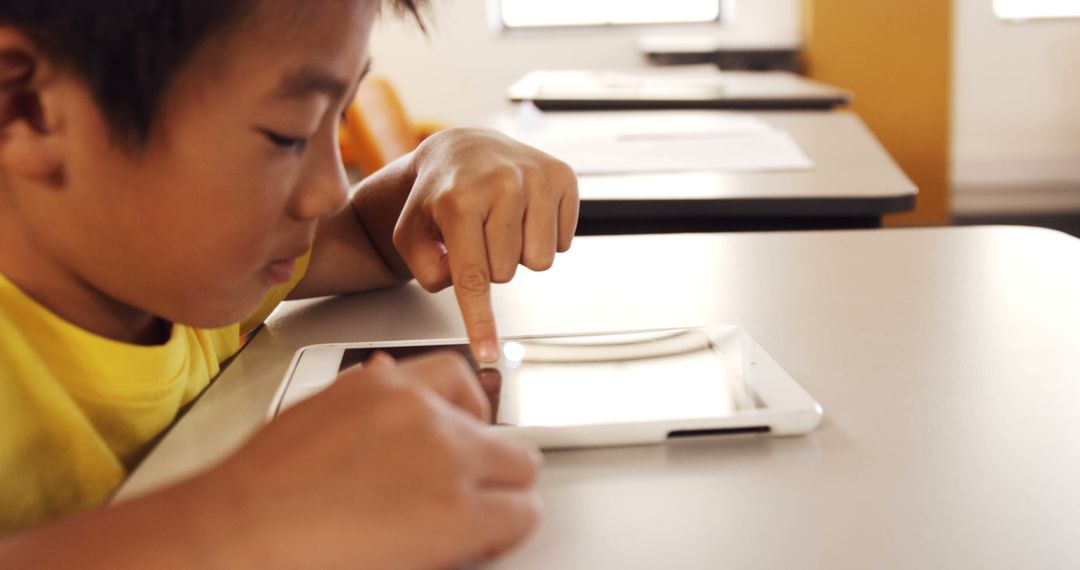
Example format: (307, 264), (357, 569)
(369, 0), (802, 125)
(373, 0), (1080, 214)
(952, 0), (1080, 208)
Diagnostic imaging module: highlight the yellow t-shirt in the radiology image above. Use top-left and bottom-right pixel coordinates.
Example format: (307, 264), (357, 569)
(0, 255), (309, 533)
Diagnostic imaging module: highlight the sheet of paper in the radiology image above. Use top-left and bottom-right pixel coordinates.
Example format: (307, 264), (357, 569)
(500, 108), (815, 174)
(515, 66), (727, 95)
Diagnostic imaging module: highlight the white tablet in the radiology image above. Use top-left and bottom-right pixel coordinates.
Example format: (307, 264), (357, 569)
(268, 327), (822, 449)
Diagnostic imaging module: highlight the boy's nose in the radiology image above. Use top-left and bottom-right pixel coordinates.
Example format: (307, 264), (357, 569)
(290, 143), (350, 221)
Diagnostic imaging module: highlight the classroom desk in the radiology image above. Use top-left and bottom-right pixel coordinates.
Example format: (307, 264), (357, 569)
(508, 70), (850, 111)
(637, 37), (801, 72)
(117, 226), (1080, 569)
(490, 109), (916, 233)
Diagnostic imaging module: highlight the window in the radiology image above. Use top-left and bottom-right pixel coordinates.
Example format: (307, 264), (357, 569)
(495, 0), (724, 29)
(994, 0), (1080, 20)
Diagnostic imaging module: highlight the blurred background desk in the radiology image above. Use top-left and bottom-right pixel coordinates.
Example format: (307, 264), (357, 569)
(119, 226), (1080, 569)
(341, 74), (907, 235)
(490, 109), (916, 233)
(636, 36), (803, 72)
(508, 69), (851, 112)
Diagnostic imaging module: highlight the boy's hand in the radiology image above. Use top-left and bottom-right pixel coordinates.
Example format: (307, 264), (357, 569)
(393, 128), (579, 363)
(203, 351), (542, 568)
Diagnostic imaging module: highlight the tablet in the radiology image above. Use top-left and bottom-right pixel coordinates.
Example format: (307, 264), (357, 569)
(267, 327), (822, 449)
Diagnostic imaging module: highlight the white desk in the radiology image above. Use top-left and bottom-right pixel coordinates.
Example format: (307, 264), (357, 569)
(490, 109), (916, 233)
(508, 70), (851, 111)
(118, 227), (1080, 569)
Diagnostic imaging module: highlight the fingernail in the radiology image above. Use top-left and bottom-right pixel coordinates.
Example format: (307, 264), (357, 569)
(366, 351), (395, 367)
(477, 340), (499, 364)
(528, 447), (544, 467)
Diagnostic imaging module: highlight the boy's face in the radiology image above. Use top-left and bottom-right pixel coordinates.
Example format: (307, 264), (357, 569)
(30, 1), (377, 327)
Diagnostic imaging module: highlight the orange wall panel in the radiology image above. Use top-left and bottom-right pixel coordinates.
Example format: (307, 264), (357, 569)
(803, 0), (953, 225)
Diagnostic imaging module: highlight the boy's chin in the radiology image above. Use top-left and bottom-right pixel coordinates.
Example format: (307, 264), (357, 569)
(170, 291), (270, 330)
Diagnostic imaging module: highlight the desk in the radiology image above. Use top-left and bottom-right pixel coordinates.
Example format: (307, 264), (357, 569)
(508, 70), (851, 112)
(118, 226), (1080, 569)
(637, 37), (802, 72)
(490, 109), (916, 233)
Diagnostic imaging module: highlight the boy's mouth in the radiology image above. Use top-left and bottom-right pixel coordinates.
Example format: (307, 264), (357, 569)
(264, 258), (297, 284)
(264, 241), (310, 285)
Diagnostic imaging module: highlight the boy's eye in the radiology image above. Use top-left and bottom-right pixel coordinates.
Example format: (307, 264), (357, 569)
(261, 129), (308, 153)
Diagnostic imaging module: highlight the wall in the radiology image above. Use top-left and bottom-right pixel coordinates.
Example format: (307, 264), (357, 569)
(804, 0), (953, 225)
(369, 0), (801, 126)
(371, 1), (1080, 218)
(952, 0), (1080, 214)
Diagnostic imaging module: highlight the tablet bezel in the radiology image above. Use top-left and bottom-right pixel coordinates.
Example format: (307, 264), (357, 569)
(267, 326), (823, 449)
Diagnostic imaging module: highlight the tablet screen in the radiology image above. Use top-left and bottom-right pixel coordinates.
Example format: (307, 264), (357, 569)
(337, 330), (756, 427)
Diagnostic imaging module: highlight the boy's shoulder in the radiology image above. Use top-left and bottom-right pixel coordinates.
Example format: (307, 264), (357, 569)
(0, 271), (242, 530)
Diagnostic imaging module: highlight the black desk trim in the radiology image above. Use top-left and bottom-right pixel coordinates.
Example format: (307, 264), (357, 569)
(513, 96), (850, 112)
(575, 194), (915, 234)
(576, 216), (882, 234)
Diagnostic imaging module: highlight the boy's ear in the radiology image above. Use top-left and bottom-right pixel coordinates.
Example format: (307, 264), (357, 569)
(0, 27), (64, 187)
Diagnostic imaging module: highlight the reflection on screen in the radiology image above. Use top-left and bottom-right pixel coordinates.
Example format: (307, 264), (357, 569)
(340, 330), (753, 428)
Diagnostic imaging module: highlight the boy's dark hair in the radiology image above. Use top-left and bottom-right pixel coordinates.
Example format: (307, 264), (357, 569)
(0, 0), (425, 146)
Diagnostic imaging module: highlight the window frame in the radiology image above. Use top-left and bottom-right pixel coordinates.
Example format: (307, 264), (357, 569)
(488, 0), (730, 33)
(993, 0), (1080, 21)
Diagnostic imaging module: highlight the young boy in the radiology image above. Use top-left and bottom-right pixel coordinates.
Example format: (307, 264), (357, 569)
(0, 0), (578, 566)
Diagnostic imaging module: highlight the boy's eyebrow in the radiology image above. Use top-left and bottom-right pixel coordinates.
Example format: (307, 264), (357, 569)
(273, 58), (372, 101)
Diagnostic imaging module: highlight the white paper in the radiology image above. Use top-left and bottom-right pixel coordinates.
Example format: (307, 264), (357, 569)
(509, 67), (730, 100)
(519, 66), (728, 97)
(500, 108), (814, 174)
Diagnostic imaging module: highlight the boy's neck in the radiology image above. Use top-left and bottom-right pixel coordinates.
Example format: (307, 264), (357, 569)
(0, 211), (170, 346)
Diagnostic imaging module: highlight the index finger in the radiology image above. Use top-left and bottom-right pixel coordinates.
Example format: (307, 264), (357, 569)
(440, 216), (500, 364)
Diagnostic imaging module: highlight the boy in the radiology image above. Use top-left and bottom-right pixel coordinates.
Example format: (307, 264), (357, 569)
(0, 0), (578, 567)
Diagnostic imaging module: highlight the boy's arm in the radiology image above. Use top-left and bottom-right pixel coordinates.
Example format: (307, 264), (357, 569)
(289, 128), (579, 362)
(0, 470), (245, 568)
(1, 352), (541, 568)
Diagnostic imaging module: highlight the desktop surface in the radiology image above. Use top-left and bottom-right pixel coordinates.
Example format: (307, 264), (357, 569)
(509, 70), (852, 111)
(489, 109), (917, 232)
(118, 227), (1080, 569)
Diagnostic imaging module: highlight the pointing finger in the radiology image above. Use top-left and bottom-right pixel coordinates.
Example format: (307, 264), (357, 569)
(440, 215), (500, 364)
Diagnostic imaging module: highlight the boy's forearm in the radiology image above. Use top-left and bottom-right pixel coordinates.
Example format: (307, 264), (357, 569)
(348, 151), (419, 280)
(287, 153), (418, 299)
(0, 475), (243, 568)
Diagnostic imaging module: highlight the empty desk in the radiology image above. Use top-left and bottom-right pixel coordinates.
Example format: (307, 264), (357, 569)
(508, 70), (851, 111)
(637, 36), (802, 72)
(490, 109), (916, 233)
